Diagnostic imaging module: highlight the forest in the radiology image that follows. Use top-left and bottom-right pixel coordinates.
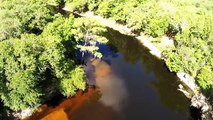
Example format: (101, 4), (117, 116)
(0, 0), (212, 119)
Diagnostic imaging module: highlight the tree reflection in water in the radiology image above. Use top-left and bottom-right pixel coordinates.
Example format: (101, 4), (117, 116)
(104, 28), (190, 117)
(27, 28), (191, 120)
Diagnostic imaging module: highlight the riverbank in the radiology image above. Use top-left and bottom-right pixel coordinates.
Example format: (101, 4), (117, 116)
(68, 10), (212, 119)
(15, 8), (211, 120)
(24, 44), (193, 120)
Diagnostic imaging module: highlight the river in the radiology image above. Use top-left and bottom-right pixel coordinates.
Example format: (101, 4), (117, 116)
(27, 28), (192, 120)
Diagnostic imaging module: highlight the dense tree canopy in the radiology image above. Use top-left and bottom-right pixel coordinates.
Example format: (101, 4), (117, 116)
(0, 0), (53, 41)
(0, 0), (212, 118)
(0, 0), (107, 114)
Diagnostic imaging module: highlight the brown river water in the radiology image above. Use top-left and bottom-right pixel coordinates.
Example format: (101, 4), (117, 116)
(26, 29), (192, 120)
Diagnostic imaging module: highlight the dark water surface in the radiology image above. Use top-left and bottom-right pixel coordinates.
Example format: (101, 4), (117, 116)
(28, 29), (191, 120)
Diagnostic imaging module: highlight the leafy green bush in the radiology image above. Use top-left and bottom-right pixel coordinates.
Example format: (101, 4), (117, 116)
(197, 67), (213, 91)
(59, 67), (86, 97)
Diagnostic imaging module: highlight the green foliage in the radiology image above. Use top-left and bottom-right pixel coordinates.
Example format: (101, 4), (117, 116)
(0, 0), (212, 113)
(162, 1), (213, 86)
(0, 0), (53, 41)
(0, 10), (111, 111)
(59, 67), (86, 97)
(41, 15), (77, 61)
(94, 0), (115, 18)
(164, 51), (184, 73)
(65, 0), (88, 12)
(37, 21), (88, 100)
(0, 10), (22, 41)
(43, 15), (108, 58)
(0, 36), (43, 111)
(72, 18), (108, 58)
(0, 32), (86, 111)
(42, 15), (74, 41)
(63, 0), (213, 99)
(48, 0), (62, 6)
(197, 67), (213, 91)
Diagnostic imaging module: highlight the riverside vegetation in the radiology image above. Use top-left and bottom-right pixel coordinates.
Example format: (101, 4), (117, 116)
(0, 0), (212, 119)
(64, 0), (213, 105)
(0, 0), (107, 118)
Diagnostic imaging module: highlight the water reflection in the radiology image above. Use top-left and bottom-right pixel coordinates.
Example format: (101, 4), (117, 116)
(26, 59), (128, 120)
(90, 59), (128, 112)
(98, 75), (128, 112)
(104, 28), (191, 118)
(27, 28), (191, 120)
